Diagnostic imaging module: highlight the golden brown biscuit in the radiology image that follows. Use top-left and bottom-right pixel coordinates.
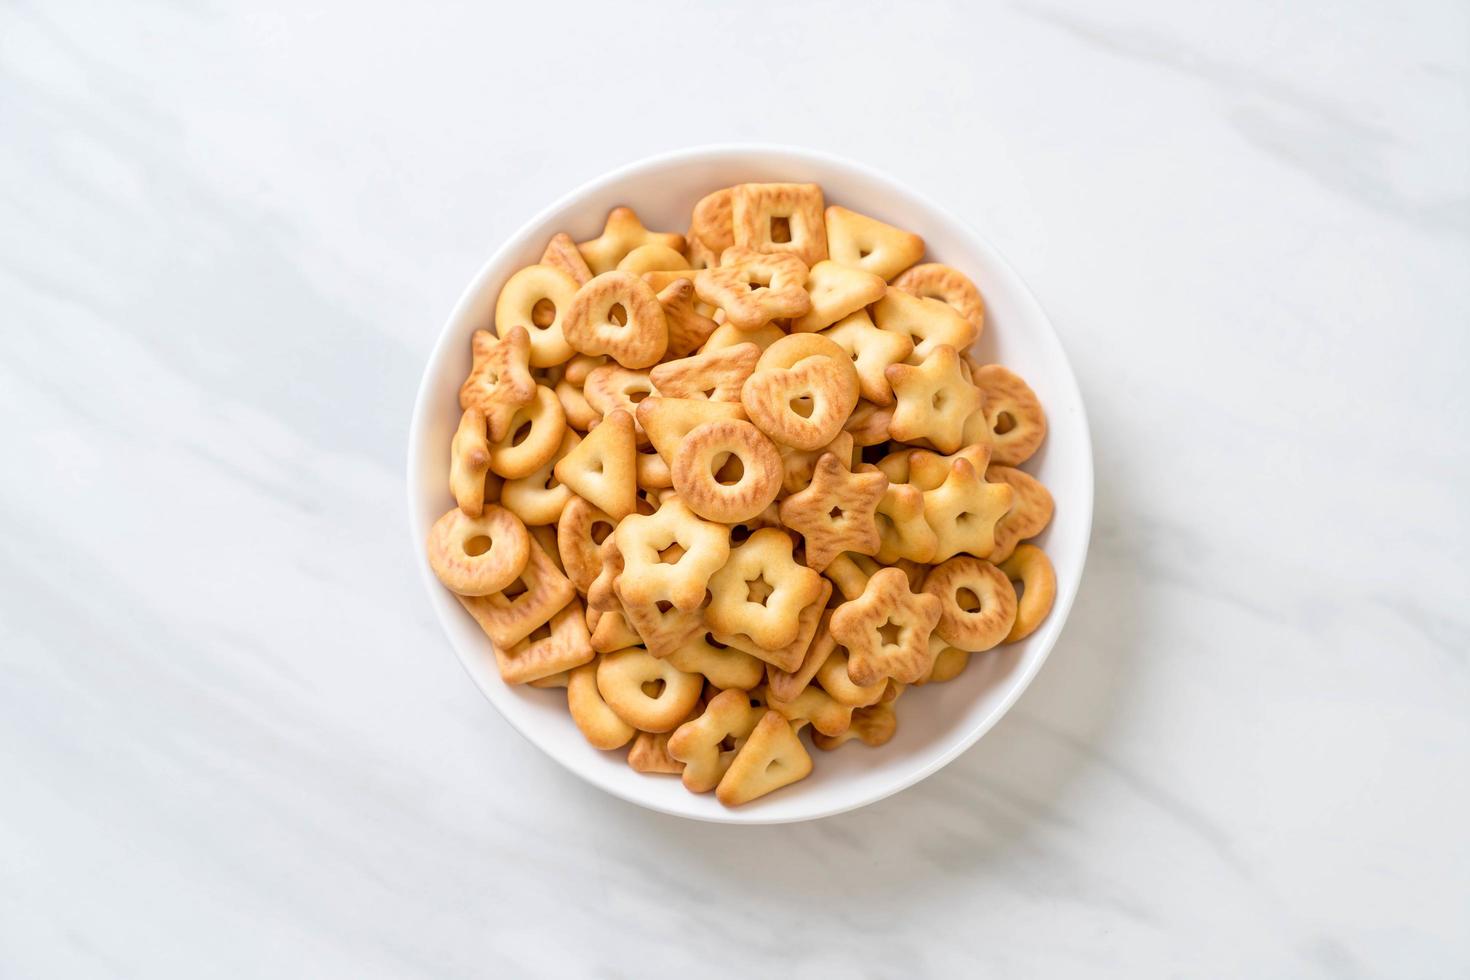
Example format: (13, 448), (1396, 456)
(922, 556), (1017, 652)
(614, 497), (730, 611)
(695, 246), (811, 331)
(829, 567), (942, 686)
(892, 262), (985, 336)
(873, 480), (939, 564)
(821, 310), (914, 405)
(616, 243), (689, 276)
(582, 364), (657, 443)
(689, 187), (735, 253)
(588, 604), (642, 654)
(972, 364), (1047, 466)
(998, 544), (1056, 643)
(500, 428), (577, 526)
(731, 183), (827, 267)
(778, 452), (887, 570)
(540, 232), (593, 286)
(706, 528), (826, 654)
(495, 264), (579, 368)
(815, 643), (889, 707)
(653, 278), (720, 358)
(555, 494), (616, 594)
(791, 260), (886, 333)
(710, 578), (830, 674)
(764, 681), (854, 737)
(886, 345), (984, 455)
(563, 272), (668, 369)
(664, 631), (767, 690)
(741, 354), (860, 451)
(669, 419), (783, 524)
(449, 408), (492, 517)
(635, 396), (747, 466)
(552, 407), (637, 521)
(823, 206), (925, 281)
(667, 688), (764, 793)
(811, 702), (897, 750)
(577, 207), (685, 275)
(426, 503), (531, 597)
(650, 342), (761, 402)
(843, 399), (895, 447)
(922, 458), (1014, 561)
(491, 596), (595, 684)
(715, 709), (813, 806)
(553, 379), (600, 432)
(985, 464), (1054, 563)
(872, 288), (976, 365)
(455, 538), (576, 648)
(596, 648), (704, 732)
(487, 384), (567, 479)
(617, 592), (707, 659)
(567, 658), (635, 749)
(459, 326), (537, 441)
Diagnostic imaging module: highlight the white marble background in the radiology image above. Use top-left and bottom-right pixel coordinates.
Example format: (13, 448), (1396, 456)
(2, 0), (1466, 976)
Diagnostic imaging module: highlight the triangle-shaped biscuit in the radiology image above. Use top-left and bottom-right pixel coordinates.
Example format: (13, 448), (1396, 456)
(552, 408), (637, 520)
(824, 206), (926, 282)
(715, 710), (813, 806)
(791, 260), (886, 333)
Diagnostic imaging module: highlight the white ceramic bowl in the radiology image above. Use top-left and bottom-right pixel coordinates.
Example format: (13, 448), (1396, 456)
(408, 145), (1093, 824)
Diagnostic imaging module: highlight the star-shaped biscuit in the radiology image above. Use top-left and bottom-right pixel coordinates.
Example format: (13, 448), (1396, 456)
(577, 207), (686, 275)
(778, 453), (888, 571)
(885, 345), (984, 454)
(821, 309), (914, 405)
(922, 457), (1014, 561)
(828, 567), (942, 687)
(458, 326), (536, 440)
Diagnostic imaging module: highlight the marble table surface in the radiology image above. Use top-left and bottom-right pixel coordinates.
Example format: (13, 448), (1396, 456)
(3, 1), (1466, 976)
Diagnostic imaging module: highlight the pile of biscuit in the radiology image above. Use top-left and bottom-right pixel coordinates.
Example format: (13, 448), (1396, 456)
(427, 183), (1056, 806)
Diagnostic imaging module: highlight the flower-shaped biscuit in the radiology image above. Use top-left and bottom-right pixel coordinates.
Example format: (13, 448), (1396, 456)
(706, 528), (825, 653)
(613, 497), (730, 611)
(829, 567), (942, 686)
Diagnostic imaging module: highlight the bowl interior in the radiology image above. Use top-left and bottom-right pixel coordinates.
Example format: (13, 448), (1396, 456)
(408, 147), (1092, 823)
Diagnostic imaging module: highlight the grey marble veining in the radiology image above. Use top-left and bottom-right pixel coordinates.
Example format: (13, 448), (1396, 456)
(2, 0), (1466, 976)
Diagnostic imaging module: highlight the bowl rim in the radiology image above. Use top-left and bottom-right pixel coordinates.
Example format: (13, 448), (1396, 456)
(407, 143), (1094, 824)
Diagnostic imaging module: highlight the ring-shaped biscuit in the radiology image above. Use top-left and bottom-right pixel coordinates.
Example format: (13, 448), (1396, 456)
(495, 264), (579, 367)
(596, 648), (704, 732)
(563, 271), (669, 369)
(556, 495), (616, 594)
(670, 419), (782, 523)
(921, 556), (1017, 652)
(425, 504), (531, 597)
(998, 544), (1056, 644)
(487, 384), (567, 479)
